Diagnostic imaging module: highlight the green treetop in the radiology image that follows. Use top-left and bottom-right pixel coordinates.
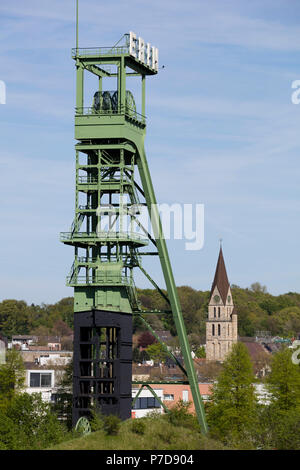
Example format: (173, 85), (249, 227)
(0, 349), (25, 410)
(146, 342), (168, 365)
(266, 347), (300, 411)
(207, 342), (257, 445)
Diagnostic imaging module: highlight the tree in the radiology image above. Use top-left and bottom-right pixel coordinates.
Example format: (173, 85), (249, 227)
(2, 393), (68, 449)
(255, 404), (300, 450)
(188, 333), (203, 352)
(266, 347), (300, 411)
(207, 342), (258, 446)
(195, 360), (223, 382)
(140, 349), (150, 362)
(51, 319), (73, 337)
(0, 300), (30, 338)
(31, 325), (52, 339)
(195, 346), (206, 358)
(137, 331), (156, 349)
(0, 412), (18, 449)
(251, 348), (300, 449)
(250, 282), (267, 294)
(271, 307), (300, 337)
(133, 347), (150, 363)
(230, 286), (266, 336)
(133, 347), (141, 363)
(146, 342), (168, 365)
(0, 349), (25, 409)
(132, 314), (147, 333)
(52, 360), (73, 429)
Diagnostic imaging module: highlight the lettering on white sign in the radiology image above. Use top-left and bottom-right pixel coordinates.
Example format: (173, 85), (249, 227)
(129, 31), (158, 72)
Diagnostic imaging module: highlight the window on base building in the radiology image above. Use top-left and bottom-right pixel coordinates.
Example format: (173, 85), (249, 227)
(182, 390), (189, 402)
(163, 394), (174, 401)
(29, 372), (52, 388)
(133, 397), (161, 409)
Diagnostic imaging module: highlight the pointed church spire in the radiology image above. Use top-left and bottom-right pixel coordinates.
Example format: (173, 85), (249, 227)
(210, 245), (230, 304)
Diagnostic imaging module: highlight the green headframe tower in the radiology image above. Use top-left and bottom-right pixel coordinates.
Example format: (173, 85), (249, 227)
(61, 30), (207, 433)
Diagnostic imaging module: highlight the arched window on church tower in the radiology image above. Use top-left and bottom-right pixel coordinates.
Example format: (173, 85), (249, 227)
(212, 324), (215, 336)
(214, 307), (216, 318)
(218, 307), (220, 318)
(218, 324), (221, 336)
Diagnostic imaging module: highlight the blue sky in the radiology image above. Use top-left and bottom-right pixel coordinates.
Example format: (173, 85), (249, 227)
(0, 0), (299, 304)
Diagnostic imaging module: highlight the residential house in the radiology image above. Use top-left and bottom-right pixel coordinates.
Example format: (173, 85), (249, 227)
(240, 337), (271, 377)
(21, 348), (73, 403)
(11, 335), (38, 350)
(132, 383), (212, 418)
(132, 387), (164, 418)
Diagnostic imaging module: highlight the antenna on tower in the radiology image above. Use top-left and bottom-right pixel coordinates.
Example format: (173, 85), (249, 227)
(76, 0), (79, 52)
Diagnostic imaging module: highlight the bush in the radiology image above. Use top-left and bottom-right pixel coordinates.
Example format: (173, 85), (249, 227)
(157, 427), (176, 444)
(131, 419), (146, 435)
(272, 410), (300, 450)
(103, 414), (121, 436)
(90, 406), (104, 432)
(4, 393), (68, 449)
(255, 406), (300, 450)
(0, 412), (18, 449)
(167, 400), (200, 431)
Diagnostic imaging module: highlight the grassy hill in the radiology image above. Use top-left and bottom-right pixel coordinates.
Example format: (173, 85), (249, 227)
(51, 413), (226, 451)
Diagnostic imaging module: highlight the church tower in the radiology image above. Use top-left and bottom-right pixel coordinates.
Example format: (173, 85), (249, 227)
(206, 246), (238, 361)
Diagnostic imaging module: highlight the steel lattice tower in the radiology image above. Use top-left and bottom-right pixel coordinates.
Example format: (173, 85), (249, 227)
(61, 30), (207, 433)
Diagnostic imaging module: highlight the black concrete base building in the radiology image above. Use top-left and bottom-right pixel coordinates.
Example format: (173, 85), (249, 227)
(72, 309), (132, 426)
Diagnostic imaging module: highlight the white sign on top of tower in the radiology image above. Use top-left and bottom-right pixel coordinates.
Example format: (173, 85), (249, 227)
(129, 32), (159, 72)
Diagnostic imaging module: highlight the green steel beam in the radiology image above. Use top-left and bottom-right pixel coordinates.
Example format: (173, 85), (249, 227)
(133, 381), (190, 385)
(132, 385), (171, 415)
(136, 145), (208, 434)
(142, 75), (146, 122)
(76, 62), (84, 108)
(132, 310), (172, 315)
(75, 143), (136, 152)
(131, 384), (145, 408)
(137, 313), (187, 376)
(138, 265), (170, 305)
(132, 218), (157, 247)
(145, 385), (170, 414)
(84, 63), (111, 78)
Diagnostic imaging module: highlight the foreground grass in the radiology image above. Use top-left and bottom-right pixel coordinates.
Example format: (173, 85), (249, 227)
(50, 414), (227, 451)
